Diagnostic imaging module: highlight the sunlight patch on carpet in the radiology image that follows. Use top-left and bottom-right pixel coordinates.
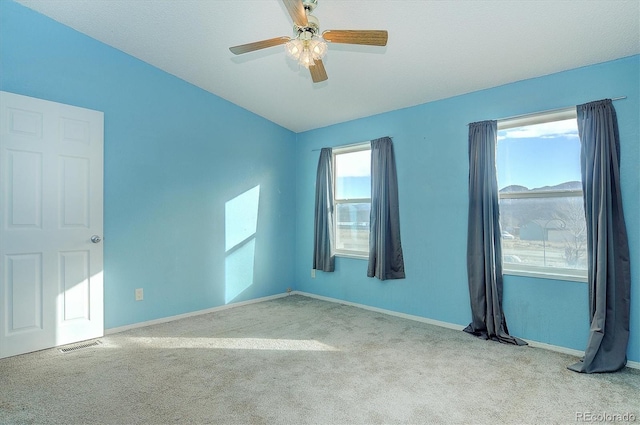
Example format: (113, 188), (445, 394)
(126, 337), (339, 351)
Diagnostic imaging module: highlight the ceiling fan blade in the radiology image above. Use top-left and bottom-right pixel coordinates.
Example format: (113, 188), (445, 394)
(229, 36), (291, 55)
(282, 0), (308, 27)
(309, 59), (328, 83)
(322, 30), (388, 46)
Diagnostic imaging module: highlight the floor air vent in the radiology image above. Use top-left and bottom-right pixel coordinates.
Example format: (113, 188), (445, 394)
(59, 340), (101, 353)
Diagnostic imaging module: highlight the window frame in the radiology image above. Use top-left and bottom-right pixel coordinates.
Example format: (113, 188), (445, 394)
(332, 143), (371, 259)
(497, 108), (587, 283)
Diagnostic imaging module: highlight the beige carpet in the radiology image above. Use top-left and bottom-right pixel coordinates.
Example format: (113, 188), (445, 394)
(1, 295), (638, 424)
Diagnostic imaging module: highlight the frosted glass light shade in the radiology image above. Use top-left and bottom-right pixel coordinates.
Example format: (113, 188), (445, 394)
(285, 36), (327, 68)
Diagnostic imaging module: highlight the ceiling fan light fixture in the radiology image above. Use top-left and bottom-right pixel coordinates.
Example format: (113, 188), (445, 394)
(300, 49), (314, 68)
(285, 39), (302, 57)
(309, 36), (327, 58)
(285, 35), (327, 68)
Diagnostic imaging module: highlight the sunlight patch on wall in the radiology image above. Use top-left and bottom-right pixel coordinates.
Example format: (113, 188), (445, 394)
(225, 239), (256, 303)
(225, 185), (260, 303)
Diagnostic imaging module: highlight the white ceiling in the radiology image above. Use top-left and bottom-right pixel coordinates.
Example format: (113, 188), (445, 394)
(14, 0), (640, 133)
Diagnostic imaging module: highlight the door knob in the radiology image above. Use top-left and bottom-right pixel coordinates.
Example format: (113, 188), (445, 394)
(91, 235), (102, 243)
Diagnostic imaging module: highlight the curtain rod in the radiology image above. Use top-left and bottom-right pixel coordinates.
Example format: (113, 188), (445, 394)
(493, 96), (626, 123)
(311, 136), (393, 152)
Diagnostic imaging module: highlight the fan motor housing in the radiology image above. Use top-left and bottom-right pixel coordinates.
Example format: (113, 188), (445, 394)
(294, 13), (320, 38)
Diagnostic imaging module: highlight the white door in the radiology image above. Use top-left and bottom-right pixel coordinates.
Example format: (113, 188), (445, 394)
(0, 91), (104, 359)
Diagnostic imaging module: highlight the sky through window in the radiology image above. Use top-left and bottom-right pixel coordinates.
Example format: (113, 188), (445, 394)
(497, 119), (580, 190)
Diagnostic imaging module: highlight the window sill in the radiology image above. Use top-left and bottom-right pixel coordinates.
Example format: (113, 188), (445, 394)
(334, 252), (369, 260)
(503, 268), (587, 283)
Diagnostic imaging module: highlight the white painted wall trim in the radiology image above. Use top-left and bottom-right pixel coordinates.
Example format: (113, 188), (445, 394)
(105, 293), (289, 335)
(292, 291), (640, 371)
(292, 291), (465, 331)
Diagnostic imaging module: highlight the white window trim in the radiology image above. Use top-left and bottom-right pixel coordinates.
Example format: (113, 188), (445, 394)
(499, 189), (582, 199)
(335, 251), (369, 260)
(498, 108), (587, 283)
(497, 107), (576, 130)
(333, 143), (371, 155)
(333, 142), (371, 259)
(503, 265), (587, 283)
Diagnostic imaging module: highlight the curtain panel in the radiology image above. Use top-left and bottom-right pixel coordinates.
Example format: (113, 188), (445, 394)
(465, 120), (525, 345)
(568, 99), (631, 373)
(312, 148), (335, 272)
(367, 137), (405, 280)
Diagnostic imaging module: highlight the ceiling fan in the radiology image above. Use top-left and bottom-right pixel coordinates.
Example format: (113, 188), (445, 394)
(229, 0), (388, 83)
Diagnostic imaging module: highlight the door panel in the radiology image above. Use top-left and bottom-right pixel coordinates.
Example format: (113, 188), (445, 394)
(0, 91), (104, 358)
(60, 250), (90, 321)
(60, 156), (90, 227)
(7, 150), (43, 228)
(6, 253), (43, 332)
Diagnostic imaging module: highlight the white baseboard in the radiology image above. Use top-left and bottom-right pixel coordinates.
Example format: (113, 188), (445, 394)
(628, 360), (640, 370)
(292, 291), (640, 371)
(292, 291), (465, 331)
(105, 293), (289, 335)
(522, 339), (584, 357)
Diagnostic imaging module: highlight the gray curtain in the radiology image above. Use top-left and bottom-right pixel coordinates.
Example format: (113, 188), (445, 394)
(464, 121), (526, 345)
(367, 137), (405, 280)
(312, 148), (335, 272)
(568, 99), (631, 373)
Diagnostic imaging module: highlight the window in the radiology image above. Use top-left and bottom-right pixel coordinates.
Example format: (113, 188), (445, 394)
(497, 109), (587, 281)
(333, 143), (371, 258)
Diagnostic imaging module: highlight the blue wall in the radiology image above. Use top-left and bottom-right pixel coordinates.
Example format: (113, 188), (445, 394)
(0, 1), (297, 328)
(294, 56), (639, 362)
(2, 1), (638, 363)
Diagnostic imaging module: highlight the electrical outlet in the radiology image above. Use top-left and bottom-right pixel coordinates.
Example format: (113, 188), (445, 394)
(311, 269), (316, 278)
(135, 288), (143, 301)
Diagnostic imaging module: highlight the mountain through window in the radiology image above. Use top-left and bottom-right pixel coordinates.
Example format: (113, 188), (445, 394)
(497, 109), (587, 281)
